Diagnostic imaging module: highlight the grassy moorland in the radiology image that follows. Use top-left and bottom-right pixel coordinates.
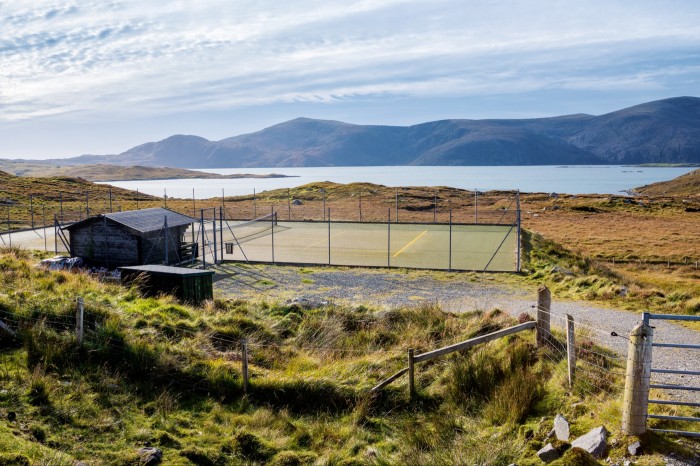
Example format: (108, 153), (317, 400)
(1, 169), (699, 318)
(0, 163), (291, 182)
(1, 247), (698, 465)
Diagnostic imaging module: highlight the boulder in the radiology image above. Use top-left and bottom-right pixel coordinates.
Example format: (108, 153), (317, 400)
(536, 443), (560, 463)
(137, 447), (163, 465)
(627, 441), (642, 456)
(553, 414), (570, 441)
(292, 199), (303, 205)
(570, 426), (609, 459)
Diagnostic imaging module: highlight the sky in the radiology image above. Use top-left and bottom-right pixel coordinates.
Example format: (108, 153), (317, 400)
(1, 1), (699, 159)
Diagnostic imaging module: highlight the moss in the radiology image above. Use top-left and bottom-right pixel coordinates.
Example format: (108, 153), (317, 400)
(549, 447), (601, 465)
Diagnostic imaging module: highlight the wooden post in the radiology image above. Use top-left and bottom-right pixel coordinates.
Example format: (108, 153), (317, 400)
(408, 348), (415, 399)
(566, 314), (576, 387)
(622, 318), (653, 435)
(536, 285), (551, 347)
(76, 297), (84, 345)
(241, 338), (249, 394)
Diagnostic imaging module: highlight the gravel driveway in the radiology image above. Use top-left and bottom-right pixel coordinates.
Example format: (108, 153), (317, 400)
(213, 263), (700, 406)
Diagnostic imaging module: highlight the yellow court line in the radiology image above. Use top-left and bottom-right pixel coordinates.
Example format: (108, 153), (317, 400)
(305, 231), (347, 250)
(393, 230), (428, 257)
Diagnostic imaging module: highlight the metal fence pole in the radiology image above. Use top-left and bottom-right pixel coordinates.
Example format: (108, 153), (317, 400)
(566, 314), (576, 387)
(474, 189), (478, 223)
(288, 188), (291, 220)
(434, 192), (437, 223)
(54, 214), (58, 253)
(220, 207), (224, 260)
(322, 189), (326, 221)
(328, 208), (331, 265)
(212, 208), (218, 265)
(516, 190), (521, 272)
(86, 191), (90, 218)
(43, 206), (47, 251)
(254, 188), (257, 218)
(395, 189), (399, 223)
(387, 209), (391, 267)
(622, 318), (653, 435)
(271, 206), (275, 263)
(359, 191), (362, 222)
(200, 209), (206, 269)
(6, 206), (10, 247)
(192, 189), (196, 218)
(60, 192), (64, 222)
(30, 195), (34, 228)
(449, 207), (452, 271)
(109, 187), (113, 213)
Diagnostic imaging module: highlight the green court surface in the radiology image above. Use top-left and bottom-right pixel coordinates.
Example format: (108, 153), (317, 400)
(220, 220), (518, 272)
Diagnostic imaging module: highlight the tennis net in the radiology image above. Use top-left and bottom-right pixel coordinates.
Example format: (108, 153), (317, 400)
(226, 213), (278, 243)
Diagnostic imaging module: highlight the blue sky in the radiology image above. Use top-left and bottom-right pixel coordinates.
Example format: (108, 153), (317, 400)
(1, 0), (699, 159)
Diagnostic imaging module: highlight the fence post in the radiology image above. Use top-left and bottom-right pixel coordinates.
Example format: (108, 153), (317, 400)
(43, 206), (47, 251)
(408, 348), (415, 399)
(387, 209), (391, 267)
(566, 314), (576, 387)
(30, 195), (34, 229)
(241, 338), (249, 394)
(536, 285), (551, 347)
(271, 206), (275, 264)
(449, 207), (452, 271)
(359, 192), (362, 221)
(621, 318), (653, 435)
(200, 210), (206, 269)
(327, 208), (331, 265)
(516, 190), (521, 272)
(76, 297), (84, 345)
(395, 189), (399, 222)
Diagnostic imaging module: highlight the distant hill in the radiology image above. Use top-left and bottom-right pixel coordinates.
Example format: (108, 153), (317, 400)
(634, 169), (700, 197)
(17, 96), (700, 168)
(0, 162), (292, 182)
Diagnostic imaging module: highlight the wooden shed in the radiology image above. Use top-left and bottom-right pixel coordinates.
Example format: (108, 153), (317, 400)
(64, 208), (196, 268)
(119, 265), (214, 304)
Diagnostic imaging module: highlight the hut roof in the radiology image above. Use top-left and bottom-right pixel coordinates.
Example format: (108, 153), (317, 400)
(65, 208), (193, 235)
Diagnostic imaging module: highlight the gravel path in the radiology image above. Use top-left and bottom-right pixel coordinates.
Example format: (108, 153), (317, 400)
(214, 263), (700, 406)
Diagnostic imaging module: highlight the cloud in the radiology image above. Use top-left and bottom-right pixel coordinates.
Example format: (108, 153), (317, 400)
(1, 0), (699, 124)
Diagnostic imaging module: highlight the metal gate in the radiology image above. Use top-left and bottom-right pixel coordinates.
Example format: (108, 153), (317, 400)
(643, 312), (700, 438)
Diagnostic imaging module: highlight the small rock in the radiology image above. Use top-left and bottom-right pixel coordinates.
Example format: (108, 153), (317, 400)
(137, 447), (163, 465)
(292, 199), (303, 205)
(537, 443), (560, 463)
(554, 413), (570, 441)
(628, 441), (642, 456)
(571, 426), (609, 459)
(550, 193), (559, 198)
(7, 411), (16, 422)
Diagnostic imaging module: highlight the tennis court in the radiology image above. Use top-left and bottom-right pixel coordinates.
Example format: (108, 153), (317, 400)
(218, 218), (519, 272)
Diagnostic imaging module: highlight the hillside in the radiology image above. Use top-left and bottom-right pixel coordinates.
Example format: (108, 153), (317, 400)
(0, 163), (291, 181)
(634, 168), (700, 197)
(18, 97), (700, 168)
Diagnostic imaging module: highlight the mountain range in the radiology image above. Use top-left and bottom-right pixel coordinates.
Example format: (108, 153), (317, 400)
(32, 96), (700, 167)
